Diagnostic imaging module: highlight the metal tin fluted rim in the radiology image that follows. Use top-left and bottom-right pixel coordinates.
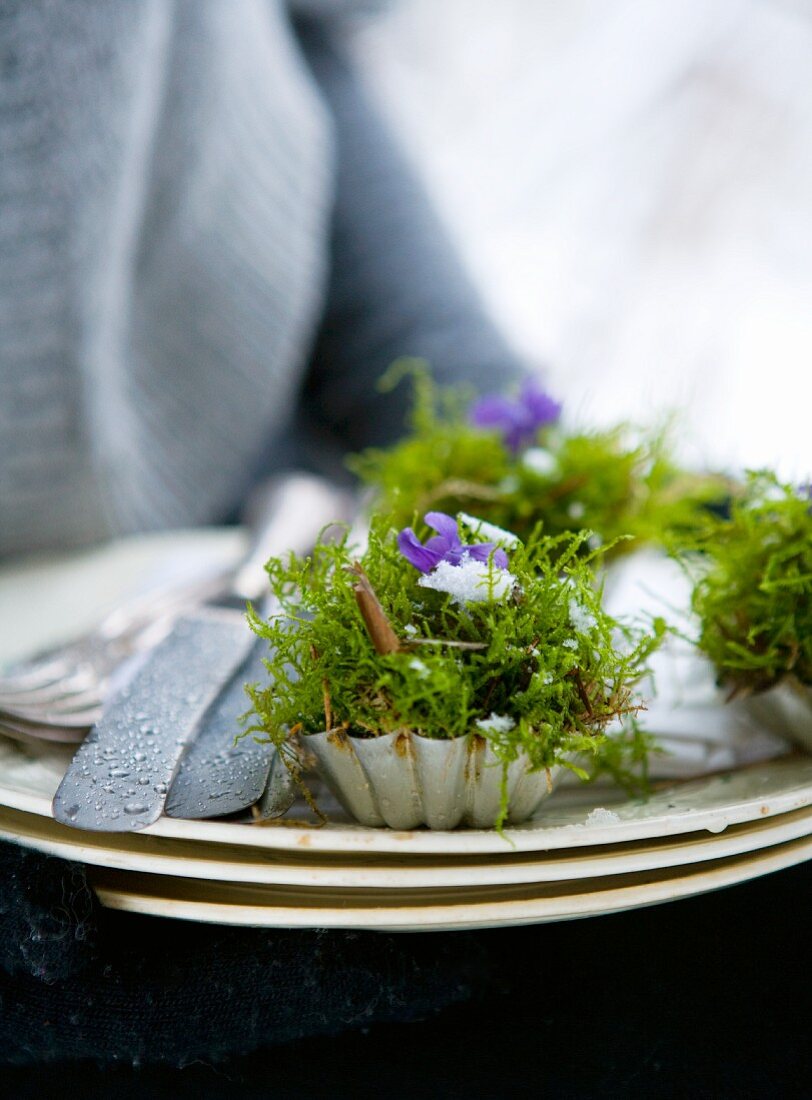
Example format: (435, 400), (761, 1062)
(301, 727), (570, 830)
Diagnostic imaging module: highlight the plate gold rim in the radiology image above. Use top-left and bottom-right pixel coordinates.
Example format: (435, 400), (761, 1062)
(86, 834), (812, 930)
(2, 800), (812, 889)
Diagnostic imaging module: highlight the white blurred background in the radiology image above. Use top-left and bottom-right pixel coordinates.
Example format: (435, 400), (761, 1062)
(352, 0), (811, 477)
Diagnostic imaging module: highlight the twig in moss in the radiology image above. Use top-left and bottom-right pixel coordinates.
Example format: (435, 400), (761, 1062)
(347, 563), (402, 655)
(569, 667), (594, 717)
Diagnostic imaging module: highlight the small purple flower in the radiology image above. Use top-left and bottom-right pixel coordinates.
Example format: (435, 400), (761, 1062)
(470, 379), (562, 453)
(398, 511), (509, 575)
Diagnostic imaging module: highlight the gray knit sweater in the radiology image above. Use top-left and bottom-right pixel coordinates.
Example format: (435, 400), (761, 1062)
(0, 1), (520, 558)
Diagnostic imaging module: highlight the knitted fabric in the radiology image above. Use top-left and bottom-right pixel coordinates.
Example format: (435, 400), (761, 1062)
(0, 2), (519, 556)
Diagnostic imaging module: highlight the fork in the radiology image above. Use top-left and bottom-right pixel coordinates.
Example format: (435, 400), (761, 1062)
(0, 474), (351, 734)
(0, 713), (89, 745)
(0, 568), (237, 730)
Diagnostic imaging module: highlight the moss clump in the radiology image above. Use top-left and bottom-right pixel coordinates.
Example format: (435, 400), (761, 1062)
(349, 364), (729, 560)
(686, 472), (812, 696)
(244, 512), (665, 825)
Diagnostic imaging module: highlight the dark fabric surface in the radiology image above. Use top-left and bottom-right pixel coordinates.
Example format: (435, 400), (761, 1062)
(0, 838), (487, 1065)
(1, 857), (810, 1096)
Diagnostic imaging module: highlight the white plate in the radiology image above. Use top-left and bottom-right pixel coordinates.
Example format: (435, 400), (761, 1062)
(2, 799), (812, 889)
(3, 734), (812, 856)
(2, 533), (812, 858)
(87, 835), (812, 930)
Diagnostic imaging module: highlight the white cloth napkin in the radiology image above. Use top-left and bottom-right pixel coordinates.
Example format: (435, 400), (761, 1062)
(602, 550), (791, 779)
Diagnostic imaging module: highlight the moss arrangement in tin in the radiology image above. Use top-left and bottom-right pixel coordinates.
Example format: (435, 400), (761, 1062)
(684, 472), (812, 697)
(244, 511), (665, 825)
(349, 363), (729, 561)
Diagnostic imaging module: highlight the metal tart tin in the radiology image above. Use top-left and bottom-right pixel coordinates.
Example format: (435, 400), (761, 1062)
(302, 728), (568, 830)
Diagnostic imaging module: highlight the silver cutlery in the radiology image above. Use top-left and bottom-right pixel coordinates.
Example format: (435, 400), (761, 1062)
(1, 475), (343, 732)
(0, 567), (234, 730)
(51, 474), (352, 831)
(53, 609), (255, 830)
(164, 636), (284, 820)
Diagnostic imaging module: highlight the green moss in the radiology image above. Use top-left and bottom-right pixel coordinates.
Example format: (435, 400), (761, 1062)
(685, 472), (812, 695)
(349, 364), (729, 560)
(243, 512), (666, 825)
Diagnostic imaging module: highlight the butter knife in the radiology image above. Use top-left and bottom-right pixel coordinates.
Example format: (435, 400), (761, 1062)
(53, 474), (351, 831)
(164, 637), (279, 819)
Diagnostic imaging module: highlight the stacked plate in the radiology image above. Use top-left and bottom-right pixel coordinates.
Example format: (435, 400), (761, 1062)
(2, 532), (812, 932)
(2, 736), (812, 931)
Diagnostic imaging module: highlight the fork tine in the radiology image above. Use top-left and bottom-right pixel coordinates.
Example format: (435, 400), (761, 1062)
(0, 657), (76, 696)
(0, 673), (102, 708)
(0, 716), (87, 744)
(17, 689), (106, 715)
(0, 690), (104, 717)
(0, 664), (99, 699)
(0, 701), (101, 729)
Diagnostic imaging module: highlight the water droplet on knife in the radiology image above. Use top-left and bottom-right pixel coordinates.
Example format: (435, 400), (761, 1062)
(53, 610), (254, 830)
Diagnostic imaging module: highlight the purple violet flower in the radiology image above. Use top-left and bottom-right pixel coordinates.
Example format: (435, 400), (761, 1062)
(398, 512), (509, 575)
(470, 379), (562, 453)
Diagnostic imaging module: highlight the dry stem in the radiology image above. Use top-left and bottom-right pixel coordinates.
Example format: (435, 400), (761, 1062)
(347, 563), (402, 655)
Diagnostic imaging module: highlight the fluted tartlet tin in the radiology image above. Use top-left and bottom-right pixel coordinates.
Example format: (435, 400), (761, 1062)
(301, 728), (569, 830)
(741, 681), (812, 754)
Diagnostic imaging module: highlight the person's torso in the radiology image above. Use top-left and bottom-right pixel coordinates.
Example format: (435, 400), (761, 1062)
(0, 0), (332, 557)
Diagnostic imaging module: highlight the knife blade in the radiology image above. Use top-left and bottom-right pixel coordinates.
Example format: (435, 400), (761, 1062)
(52, 474), (353, 832)
(52, 608), (252, 830)
(164, 637), (278, 819)
(166, 595), (311, 820)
